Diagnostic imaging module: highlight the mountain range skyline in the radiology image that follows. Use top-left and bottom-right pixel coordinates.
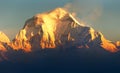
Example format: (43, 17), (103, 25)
(0, 0), (120, 41)
(0, 1), (120, 73)
(0, 8), (120, 54)
(0, 9), (120, 73)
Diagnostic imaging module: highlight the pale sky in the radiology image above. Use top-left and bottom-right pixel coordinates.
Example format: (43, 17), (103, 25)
(0, 0), (120, 41)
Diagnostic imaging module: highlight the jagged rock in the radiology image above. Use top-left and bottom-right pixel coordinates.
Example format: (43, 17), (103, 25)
(9, 29), (31, 52)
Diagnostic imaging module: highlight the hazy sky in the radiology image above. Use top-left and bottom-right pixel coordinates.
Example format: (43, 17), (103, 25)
(0, 0), (120, 41)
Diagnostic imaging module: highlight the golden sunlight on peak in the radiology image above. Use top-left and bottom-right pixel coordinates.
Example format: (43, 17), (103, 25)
(99, 32), (119, 52)
(101, 42), (118, 53)
(0, 31), (10, 43)
(48, 7), (68, 19)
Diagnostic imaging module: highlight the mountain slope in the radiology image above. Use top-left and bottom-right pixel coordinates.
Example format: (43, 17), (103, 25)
(9, 8), (119, 52)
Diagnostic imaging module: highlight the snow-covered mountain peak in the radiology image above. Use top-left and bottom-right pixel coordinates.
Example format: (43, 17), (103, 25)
(8, 8), (119, 52)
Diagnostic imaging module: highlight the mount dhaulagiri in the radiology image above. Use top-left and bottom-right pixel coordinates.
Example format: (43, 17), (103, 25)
(0, 8), (120, 62)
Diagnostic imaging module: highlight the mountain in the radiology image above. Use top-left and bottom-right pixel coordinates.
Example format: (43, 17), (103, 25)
(0, 31), (10, 52)
(0, 8), (120, 73)
(0, 32), (10, 61)
(0, 31), (10, 43)
(8, 8), (119, 53)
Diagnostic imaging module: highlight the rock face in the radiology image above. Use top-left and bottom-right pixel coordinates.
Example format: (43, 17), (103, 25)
(0, 43), (7, 52)
(97, 32), (118, 52)
(10, 29), (31, 52)
(9, 8), (119, 52)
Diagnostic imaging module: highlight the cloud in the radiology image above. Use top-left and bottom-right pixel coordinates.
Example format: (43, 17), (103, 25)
(63, 0), (103, 26)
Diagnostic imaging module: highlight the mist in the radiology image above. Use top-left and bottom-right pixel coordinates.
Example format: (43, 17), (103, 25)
(63, 0), (103, 26)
